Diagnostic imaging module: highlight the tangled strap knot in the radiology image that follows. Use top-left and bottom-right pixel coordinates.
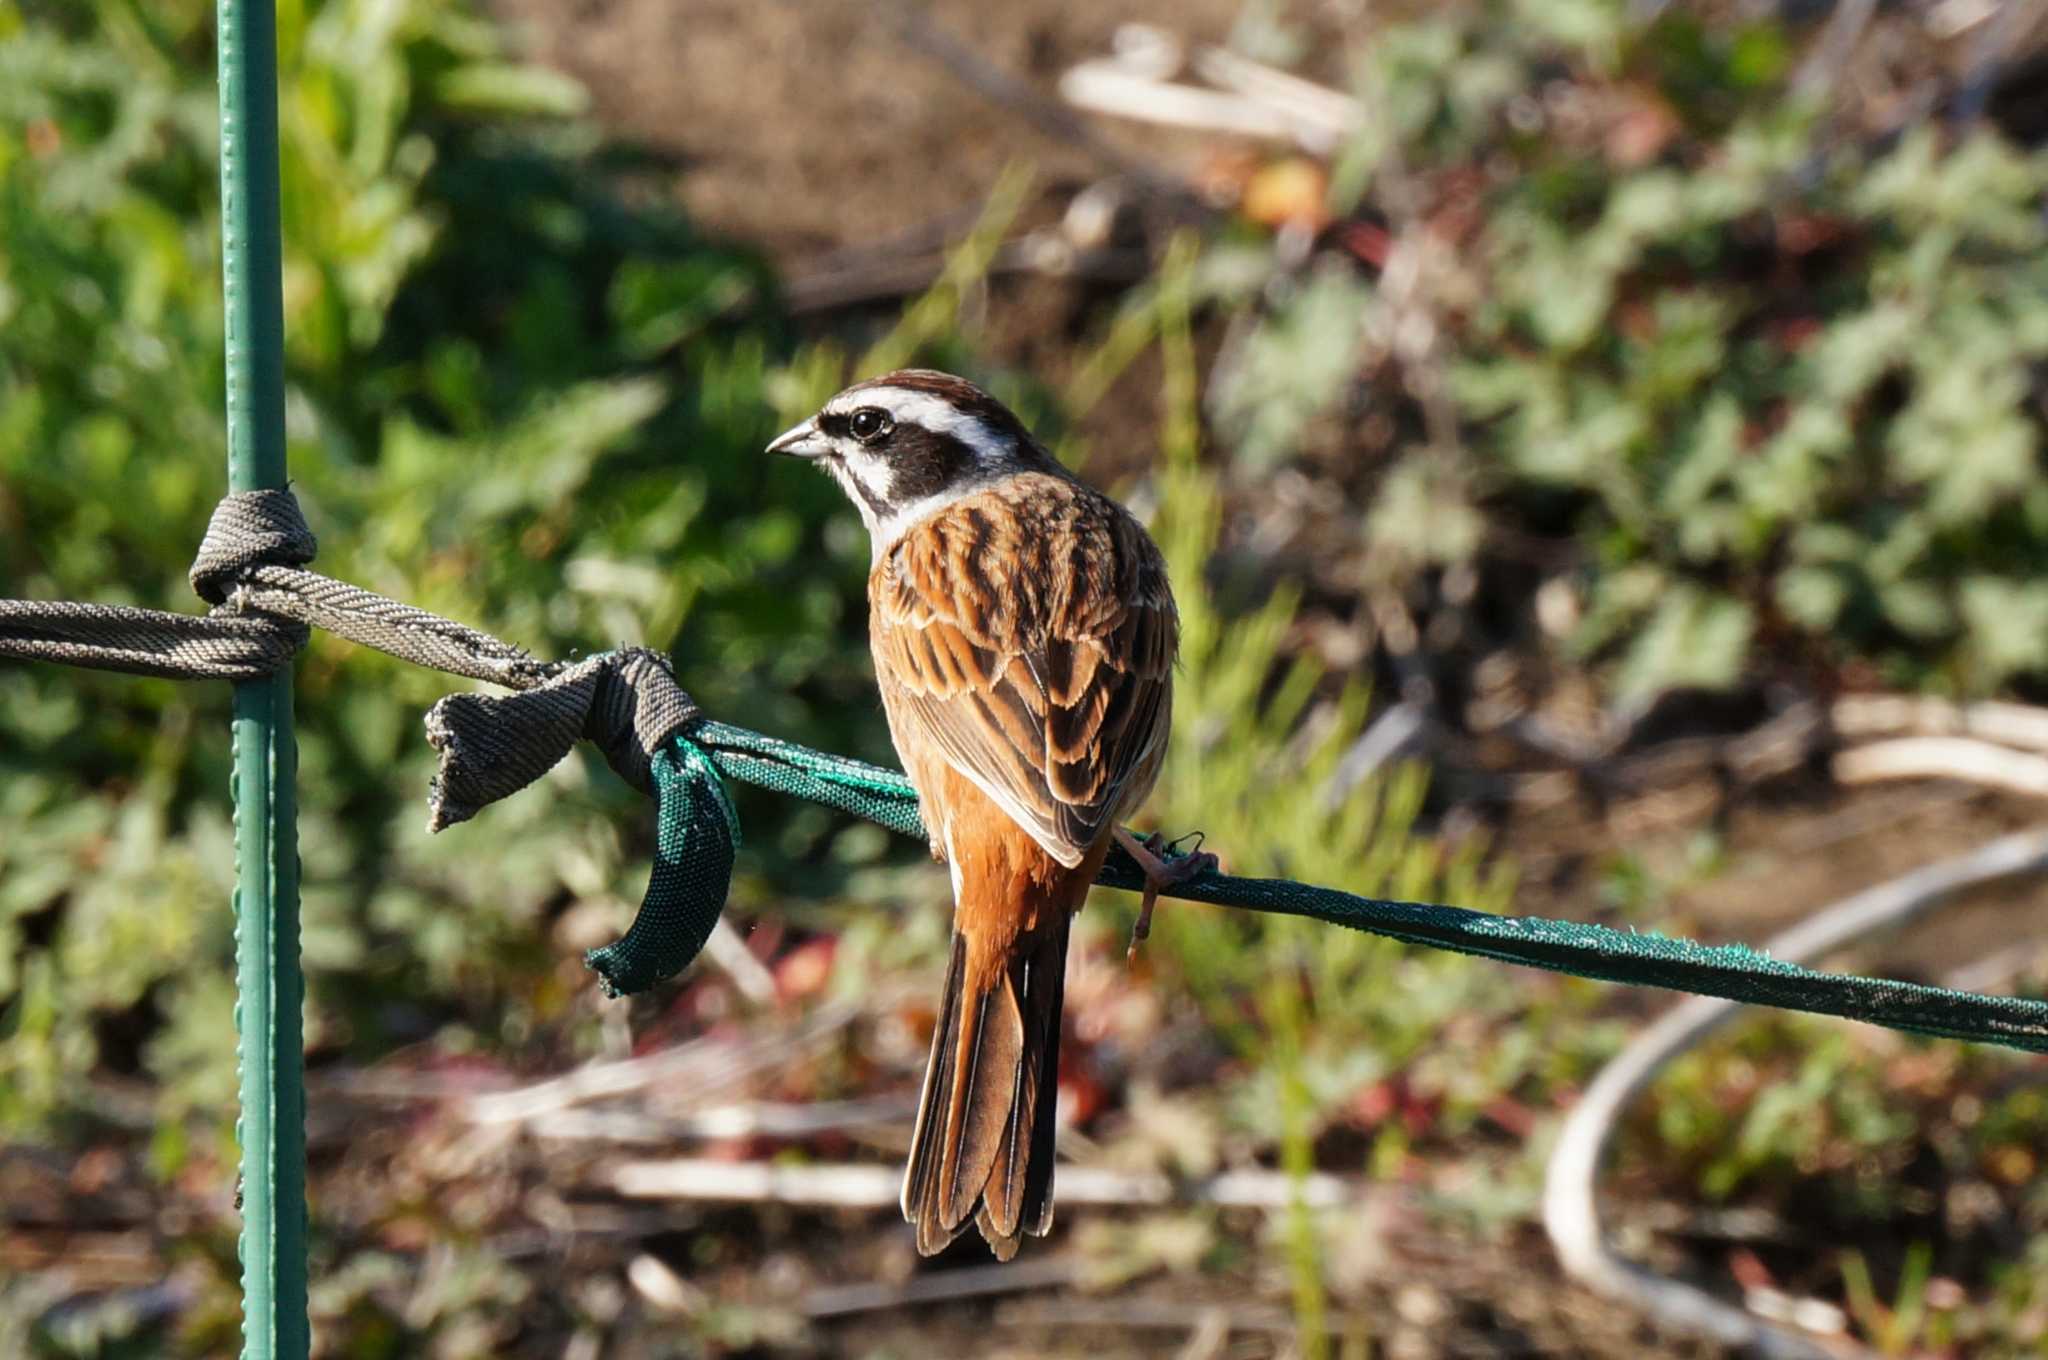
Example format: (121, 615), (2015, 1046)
(18, 484), (741, 996)
(0, 487), (319, 680)
(189, 487), (320, 604)
(425, 647), (736, 995)
(181, 486), (320, 667)
(192, 492), (737, 995)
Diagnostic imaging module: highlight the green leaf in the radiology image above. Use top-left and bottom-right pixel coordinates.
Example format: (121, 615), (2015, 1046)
(1209, 265), (1375, 469)
(433, 62), (590, 118)
(1958, 577), (2048, 686)
(1614, 586), (1754, 698)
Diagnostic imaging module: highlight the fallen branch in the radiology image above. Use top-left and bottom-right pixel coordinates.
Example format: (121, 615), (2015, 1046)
(1191, 46), (1362, 143)
(1831, 695), (2048, 753)
(700, 916), (777, 1005)
(884, 5), (1196, 202)
(613, 1158), (1366, 1212)
(1059, 61), (1319, 143)
(1543, 828), (2048, 1359)
(994, 1297), (1303, 1337)
(1791, 0), (1880, 101)
(1953, 0), (2034, 123)
(521, 1096), (914, 1145)
(1052, 30), (1364, 154)
(1172, 1306), (1234, 1360)
(1834, 736), (2048, 799)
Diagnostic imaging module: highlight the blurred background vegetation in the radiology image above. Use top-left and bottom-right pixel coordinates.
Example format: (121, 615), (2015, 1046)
(5, 0), (2048, 1355)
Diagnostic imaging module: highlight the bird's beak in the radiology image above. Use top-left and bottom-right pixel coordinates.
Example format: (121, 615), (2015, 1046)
(766, 419), (830, 459)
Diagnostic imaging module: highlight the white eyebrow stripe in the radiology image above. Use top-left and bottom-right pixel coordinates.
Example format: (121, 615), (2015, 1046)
(827, 387), (1004, 457)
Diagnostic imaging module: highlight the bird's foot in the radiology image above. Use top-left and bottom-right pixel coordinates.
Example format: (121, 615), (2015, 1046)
(1112, 827), (1219, 960)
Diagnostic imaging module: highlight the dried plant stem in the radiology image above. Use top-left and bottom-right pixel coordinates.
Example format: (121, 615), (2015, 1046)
(613, 1159), (1368, 1212)
(1832, 695), (2048, 752)
(1835, 737), (2048, 798)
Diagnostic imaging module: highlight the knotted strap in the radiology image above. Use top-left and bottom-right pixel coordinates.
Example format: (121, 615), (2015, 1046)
(424, 646), (729, 996)
(0, 488), (317, 679)
(425, 647), (700, 828)
(6, 486), (738, 994)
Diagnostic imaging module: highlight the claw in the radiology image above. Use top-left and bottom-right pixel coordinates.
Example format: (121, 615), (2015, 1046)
(1112, 826), (1220, 960)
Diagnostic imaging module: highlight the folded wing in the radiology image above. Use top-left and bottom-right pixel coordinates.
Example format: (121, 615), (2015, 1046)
(870, 478), (1176, 865)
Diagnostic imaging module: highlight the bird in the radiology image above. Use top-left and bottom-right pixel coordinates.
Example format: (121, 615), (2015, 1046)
(769, 369), (1214, 1259)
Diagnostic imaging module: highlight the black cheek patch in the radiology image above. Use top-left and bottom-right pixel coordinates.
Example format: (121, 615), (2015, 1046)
(885, 427), (975, 502)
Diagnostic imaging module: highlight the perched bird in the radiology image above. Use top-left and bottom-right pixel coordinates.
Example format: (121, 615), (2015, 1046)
(769, 370), (1212, 1258)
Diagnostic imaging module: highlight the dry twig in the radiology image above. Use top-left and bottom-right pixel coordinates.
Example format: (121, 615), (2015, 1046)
(1192, 47), (1363, 145)
(885, 4), (1195, 201)
(995, 1297), (1303, 1337)
(1954, 0), (2036, 123)
(1058, 36), (1362, 153)
(701, 917), (778, 1005)
(521, 1096), (913, 1145)
(613, 1159), (1366, 1213)
(1831, 695), (2048, 752)
(804, 1258), (1080, 1319)
(1835, 736), (2048, 799)
(1059, 60), (1315, 142)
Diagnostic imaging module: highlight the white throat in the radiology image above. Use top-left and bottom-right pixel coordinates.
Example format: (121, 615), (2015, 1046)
(815, 383), (1019, 561)
(829, 462), (979, 562)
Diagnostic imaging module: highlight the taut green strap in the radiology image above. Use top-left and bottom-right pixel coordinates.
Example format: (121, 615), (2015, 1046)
(580, 720), (2048, 1057)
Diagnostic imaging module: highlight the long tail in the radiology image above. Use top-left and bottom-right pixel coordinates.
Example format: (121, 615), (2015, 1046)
(901, 916), (1070, 1259)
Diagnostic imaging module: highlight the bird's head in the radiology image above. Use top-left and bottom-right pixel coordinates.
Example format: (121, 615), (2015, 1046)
(768, 370), (1054, 551)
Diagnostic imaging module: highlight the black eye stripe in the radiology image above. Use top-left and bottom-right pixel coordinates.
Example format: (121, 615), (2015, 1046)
(882, 426), (974, 501)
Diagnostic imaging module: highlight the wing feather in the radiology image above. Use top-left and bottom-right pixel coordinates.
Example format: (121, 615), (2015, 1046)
(871, 476), (1176, 866)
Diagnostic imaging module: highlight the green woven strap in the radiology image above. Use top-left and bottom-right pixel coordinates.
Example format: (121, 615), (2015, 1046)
(697, 720), (925, 836)
(584, 734), (740, 996)
(581, 720), (2048, 1056)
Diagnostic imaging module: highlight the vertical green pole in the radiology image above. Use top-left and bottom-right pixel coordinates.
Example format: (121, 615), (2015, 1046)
(217, 2), (307, 1356)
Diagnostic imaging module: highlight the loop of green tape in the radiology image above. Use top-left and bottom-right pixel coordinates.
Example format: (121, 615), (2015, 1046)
(583, 733), (740, 997)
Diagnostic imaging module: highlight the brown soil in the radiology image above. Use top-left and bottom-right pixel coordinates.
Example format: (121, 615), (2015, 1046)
(487, 0), (1241, 264)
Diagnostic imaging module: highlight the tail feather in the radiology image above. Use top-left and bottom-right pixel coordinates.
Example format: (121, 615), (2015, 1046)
(936, 974), (1022, 1231)
(903, 920), (1070, 1257)
(900, 938), (963, 1236)
(983, 928), (1066, 1243)
(1020, 931), (1065, 1237)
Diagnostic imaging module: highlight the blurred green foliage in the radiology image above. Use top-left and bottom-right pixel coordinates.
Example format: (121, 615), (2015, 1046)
(1209, 1), (2048, 698)
(0, 0), (875, 1140)
(1193, 3), (2048, 1349)
(0, 0), (1500, 1351)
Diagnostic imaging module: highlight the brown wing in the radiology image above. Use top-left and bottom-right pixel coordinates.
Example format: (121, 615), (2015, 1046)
(870, 475), (1177, 867)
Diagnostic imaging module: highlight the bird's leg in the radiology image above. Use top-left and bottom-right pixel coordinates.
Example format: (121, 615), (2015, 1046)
(1112, 826), (1219, 959)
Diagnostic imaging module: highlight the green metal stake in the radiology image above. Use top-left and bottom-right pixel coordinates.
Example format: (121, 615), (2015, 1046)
(217, 1), (308, 1355)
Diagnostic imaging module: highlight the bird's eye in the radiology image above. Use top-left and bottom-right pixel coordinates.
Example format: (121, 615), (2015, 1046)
(848, 407), (893, 444)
